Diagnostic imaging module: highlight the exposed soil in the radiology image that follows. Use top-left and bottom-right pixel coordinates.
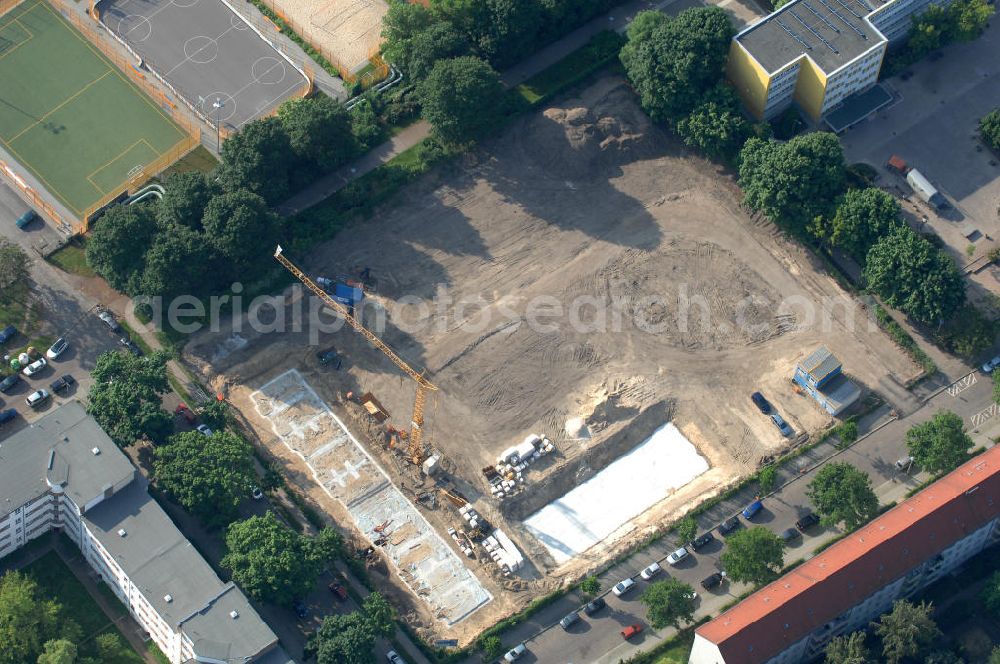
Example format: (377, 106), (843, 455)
(184, 75), (920, 641)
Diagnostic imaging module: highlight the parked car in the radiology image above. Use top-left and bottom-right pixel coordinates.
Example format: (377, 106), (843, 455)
(49, 375), (75, 393)
(0, 373), (20, 393)
(742, 500), (763, 520)
(15, 209), (37, 229)
(640, 562), (662, 580)
(718, 516), (741, 536)
(701, 571), (727, 590)
(559, 611), (581, 630)
(583, 597), (606, 616)
(386, 650), (407, 664)
(795, 512), (820, 531)
(328, 582), (348, 601)
(504, 643), (527, 662)
(770, 413), (793, 436)
(0, 325), (15, 344)
(666, 547), (689, 566)
(196, 424), (213, 437)
(621, 624), (643, 640)
(689, 532), (715, 551)
(251, 486), (263, 500)
(982, 355), (1000, 373)
(316, 347), (340, 367)
(120, 338), (143, 356)
(46, 338), (68, 360)
(292, 599), (308, 619)
(22, 357), (46, 377)
(612, 578), (637, 596)
(0, 409), (17, 426)
(895, 455), (915, 470)
(98, 310), (120, 332)
(26, 389), (49, 409)
(750, 391), (772, 414)
(174, 403), (196, 423)
(780, 527), (801, 543)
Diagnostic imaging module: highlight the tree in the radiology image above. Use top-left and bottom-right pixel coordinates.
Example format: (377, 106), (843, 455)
(905, 410), (972, 475)
(85, 203), (157, 294)
(200, 189), (281, 281)
(640, 578), (697, 629)
(619, 7), (735, 124)
(864, 227), (966, 324)
(137, 224), (215, 301)
(37, 640), (77, 664)
(720, 526), (784, 586)
(311, 611), (375, 664)
(350, 98), (384, 151)
(990, 646), (1000, 664)
(948, 0), (994, 41)
(676, 516), (698, 543)
(0, 240), (29, 290)
(825, 631), (871, 664)
(739, 133), (847, 234)
(418, 56), (507, 144)
(78, 633), (136, 664)
(807, 462), (879, 530)
(0, 571), (79, 664)
(86, 350), (172, 447)
(221, 513), (337, 606)
(154, 430), (256, 527)
(479, 634), (504, 659)
(278, 96), (357, 172)
(675, 85), (754, 162)
(156, 171), (213, 230)
(872, 599), (940, 664)
(821, 188), (903, 262)
(757, 465), (777, 494)
(579, 575), (601, 595)
(981, 108), (1000, 151)
(362, 592), (395, 637)
(217, 116), (293, 204)
(979, 570), (1000, 616)
(198, 399), (230, 432)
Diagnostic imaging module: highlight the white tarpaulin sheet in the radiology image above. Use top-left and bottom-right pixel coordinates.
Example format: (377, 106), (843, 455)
(524, 423), (708, 564)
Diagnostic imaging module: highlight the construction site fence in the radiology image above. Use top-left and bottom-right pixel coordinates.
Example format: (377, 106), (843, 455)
(0, 158), (74, 235)
(235, 0), (387, 88)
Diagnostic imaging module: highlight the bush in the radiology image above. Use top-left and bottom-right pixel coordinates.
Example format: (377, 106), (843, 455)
(836, 420), (859, 447)
(934, 304), (996, 358)
(478, 635), (503, 659)
(757, 465), (777, 494)
(579, 576), (601, 595)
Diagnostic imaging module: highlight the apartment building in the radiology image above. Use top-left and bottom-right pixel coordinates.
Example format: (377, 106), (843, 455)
(689, 444), (1000, 664)
(727, 0), (950, 121)
(0, 402), (288, 664)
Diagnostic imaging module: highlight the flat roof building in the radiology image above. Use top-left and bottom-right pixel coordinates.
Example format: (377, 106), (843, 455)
(793, 346), (861, 416)
(0, 402), (285, 664)
(727, 0), (951, 120)
(690, 444), (1000, 664)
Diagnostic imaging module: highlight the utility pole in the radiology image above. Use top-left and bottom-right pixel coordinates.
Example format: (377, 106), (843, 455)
(213, 98), (224, 153)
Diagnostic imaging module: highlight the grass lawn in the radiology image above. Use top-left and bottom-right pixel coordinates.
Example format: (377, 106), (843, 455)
(0, 1), (188, 216)
(652, 633), (695, 664)
(22, 550), (142, 661)
(47, 239), (96, 278)
(158, 144), (219, 178)
(515, 31), (626, 106)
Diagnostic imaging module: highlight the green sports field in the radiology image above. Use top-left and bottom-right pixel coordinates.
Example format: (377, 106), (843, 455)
(0, 0), (188, 216)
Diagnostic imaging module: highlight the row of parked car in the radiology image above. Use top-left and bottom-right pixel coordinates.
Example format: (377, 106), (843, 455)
(0, 326), (76, 418)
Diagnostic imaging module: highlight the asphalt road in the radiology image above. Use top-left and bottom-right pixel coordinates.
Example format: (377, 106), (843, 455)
(478, 373), (1000, 664)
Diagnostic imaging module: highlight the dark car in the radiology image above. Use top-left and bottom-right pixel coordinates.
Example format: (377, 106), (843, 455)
(120, 338), (143, 356)
(15, 209), (37, 229)
(742, 500), (763, 520)
(701, 571), (727, 590)
(316, 347), (341, 368)
(0, 373), (20, 393)
(750, 391), (772, 414)
(49, 375), (75, 393)
(559, 611), (581, 630)
(98, 311), (120, 332)
(583, 597), (606, 616)
(0, 325), (16, 345)
(780, 527), (801, 543)
(795, 512), (820, 531)
(292, 599), (308, 619)
(0, 408), (17, 425)
(328, 582), (348, 601)
(689, 532), (716, 551)
(718, 516), (741, 536)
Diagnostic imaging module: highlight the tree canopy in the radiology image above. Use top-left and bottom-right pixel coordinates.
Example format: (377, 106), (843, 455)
(872, 599), (940, 664)
(0, 239), (29, 291)
(37, 640), (77, 664)
(720, 526), (784, 586)
(86, 204), (158, 294)
(905, 410), (972, 475)
(640, 578), (697, 629)
(312, 611), (376, 664)
(217, 116), (293, 204)
(863, 227), (966, 324)
(675, 85), (755, 163)
(0, 572), (80, 664)
(86, 350), (172, 447)
(221, 512), (341, 606)
(200, 188), (281, 280)
(821, 188), (904, 262)
(278, 96), (358, 173)
(156, 171), (214, 230)
(806, 462), (879, 530)
(154, 430), (256, 527)
(418, 56), (507, 144)
(981, 108), (1000, 152)
(362, 592), (395, 637)
(619, 8), (735, 125)
(824, 631), (871, 664)
(739, 133), (847, 234)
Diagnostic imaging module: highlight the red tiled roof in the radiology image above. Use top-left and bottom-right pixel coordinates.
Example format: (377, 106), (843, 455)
(697, 446), (1000, 663)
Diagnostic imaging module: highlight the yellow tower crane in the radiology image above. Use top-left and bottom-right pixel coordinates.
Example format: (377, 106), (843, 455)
(274, 246), (438, 465)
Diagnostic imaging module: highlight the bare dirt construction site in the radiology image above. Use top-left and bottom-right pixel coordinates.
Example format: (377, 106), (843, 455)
(185, 75), (920, 641)
(267, 0), (387, 73)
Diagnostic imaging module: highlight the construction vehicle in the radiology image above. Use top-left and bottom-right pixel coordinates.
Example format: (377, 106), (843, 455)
(275, 246), (438, 466)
